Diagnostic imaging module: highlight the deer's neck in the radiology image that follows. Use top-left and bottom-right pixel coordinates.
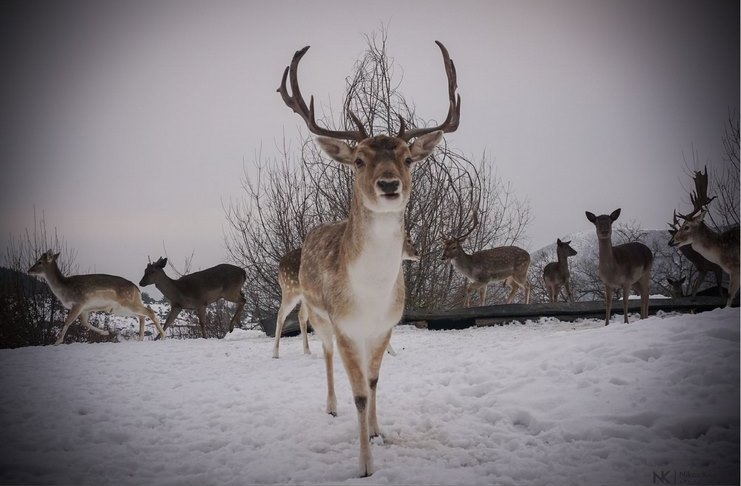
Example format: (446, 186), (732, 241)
(42, 262), (68, 294)
(596, 236), (617, 271)
(451, 250), (476, 280)
(345, 196), (405, 264)
(153, 272), (181, 302)
(689, 223), (724, 265)
(556, 249), (570, 274)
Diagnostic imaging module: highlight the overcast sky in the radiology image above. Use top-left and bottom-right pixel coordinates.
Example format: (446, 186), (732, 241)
(1, 0), (738, 288)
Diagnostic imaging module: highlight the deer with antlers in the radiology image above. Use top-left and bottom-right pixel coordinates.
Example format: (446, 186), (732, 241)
(442, 212), (531, 306)
(669, 168), (740, 307)
(668, 210), (725, 298)
(28, 250), (166, 344)
(542, 238), (578, 303)
(272, 236), (419, 359)
(276, 41), (459, 476)
(585, 209), (654, 325)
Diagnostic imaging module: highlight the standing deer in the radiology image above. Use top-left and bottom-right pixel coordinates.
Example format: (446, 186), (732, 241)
(442, 212), (531, 306)
(668, 211), (724, 297)
(139, 257), (247, 338)
(585, 209), (654, 325)
(28, 250), (165, 344)
(272, 236), (419, 359)
(542, 238), (578, 303)
(277, 41), (459, 476)
(668, 168), (739, 307)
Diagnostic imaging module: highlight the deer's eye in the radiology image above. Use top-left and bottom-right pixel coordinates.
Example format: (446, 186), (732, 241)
(354, 158), (365, 168)
(404, 157), (413, 167)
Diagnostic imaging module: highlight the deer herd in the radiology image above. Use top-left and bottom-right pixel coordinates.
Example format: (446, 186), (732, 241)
(25, 41), (739, 477)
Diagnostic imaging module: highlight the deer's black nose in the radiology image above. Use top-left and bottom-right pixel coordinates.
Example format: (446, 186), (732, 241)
(377, 179), (400, 194)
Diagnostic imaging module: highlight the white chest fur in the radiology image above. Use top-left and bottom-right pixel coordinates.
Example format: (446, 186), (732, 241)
(343, 216), (404, 339)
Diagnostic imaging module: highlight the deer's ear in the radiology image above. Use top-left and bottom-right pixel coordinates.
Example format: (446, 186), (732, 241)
(557, 238), (563, 245)
(52, 252), (60, 261)
(315, 137), (354, 165)
(157, 258), (168, 268)
(585, 211), (597, 223)
(409, 131), (443, 162)
(610, 208), (621, 221)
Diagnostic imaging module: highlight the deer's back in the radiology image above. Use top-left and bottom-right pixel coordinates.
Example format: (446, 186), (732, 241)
(173, 264), (246, 305)
(57, 274), (140, 309)
(471, 246), (530, 282)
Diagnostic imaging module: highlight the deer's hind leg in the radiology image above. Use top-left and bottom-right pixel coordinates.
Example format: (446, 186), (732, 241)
(273, 291), (301, 358)
(298, 303), (310, 355)
(79, 312), (110, 336)
(226, 290), (247, 333)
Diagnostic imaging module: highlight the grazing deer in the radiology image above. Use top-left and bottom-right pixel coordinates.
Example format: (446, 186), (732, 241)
(668, 168), (740, 307)
(272, 236), (419, 359)
(139, 257), (247, 338)
(277, 41), (459, 476)
(585, 209), (653, 325)
(542, 238), (578, 303)
(442, 212), (531, 306)
(668, 211), (724, 297)
(28, 250), (165, 344)
(666, 276), (686, 299)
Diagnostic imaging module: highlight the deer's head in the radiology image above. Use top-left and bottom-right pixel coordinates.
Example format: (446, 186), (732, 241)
(139, 257), (167, 287)
(669, 210), (707, 248)
(585, 208), (621, 240)
(28, 249), (59, 275)
(556, 238), (577, 257)
(278, 41), (459, 215)
(441, 211), (478, 261)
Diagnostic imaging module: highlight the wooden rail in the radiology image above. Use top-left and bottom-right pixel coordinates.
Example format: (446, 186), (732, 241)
(258, 296), (730, 336)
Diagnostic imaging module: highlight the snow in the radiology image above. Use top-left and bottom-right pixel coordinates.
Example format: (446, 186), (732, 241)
(1, 308), (738, 485)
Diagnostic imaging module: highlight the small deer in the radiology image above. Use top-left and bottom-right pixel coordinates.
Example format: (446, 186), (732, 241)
(668, 168), (740, 307)
(666, 276), (686, 299)
(442, 212), (531, 306)
(272, 236), (419, 359)
(28, 250), (165, 344)
(668, 211), (724, 297)
(542, 238), (578, 303)
(139, 257), (247, 338)
(277, 41), (459, 476)
(585, 208), (654, 325)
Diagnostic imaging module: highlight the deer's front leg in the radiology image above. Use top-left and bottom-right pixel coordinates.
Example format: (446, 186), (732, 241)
(56, 305), (83, 345)
(335, 330), (372, 477)
(157, 306), (182, 340)
(196, 306), (208, 338)
(621, 284), (631, 323)
(604, 287), (613, 326)
(367, 330), (392, 440)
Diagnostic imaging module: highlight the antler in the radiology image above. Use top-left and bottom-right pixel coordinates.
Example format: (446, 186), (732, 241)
(457, 210), (479, 241)
(277, 46), (368, 141)
(678, 167), (716, 219)
(398, 41), (461, 141)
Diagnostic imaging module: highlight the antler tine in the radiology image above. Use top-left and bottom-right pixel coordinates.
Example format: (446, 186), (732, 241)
(278, 46), (367, 142)
(399, 41), (461, 141)
(679, 167), (717, 220)
(458, 210), (479, 241)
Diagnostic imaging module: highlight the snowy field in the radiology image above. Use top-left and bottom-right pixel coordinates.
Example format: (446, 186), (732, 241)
(0, 308), (738, 486)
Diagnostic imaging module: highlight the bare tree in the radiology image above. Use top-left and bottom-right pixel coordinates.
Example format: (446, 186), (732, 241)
(712, 110), (740, 228)
(224, 29), (531, 321)
(0, 210), (92, 347)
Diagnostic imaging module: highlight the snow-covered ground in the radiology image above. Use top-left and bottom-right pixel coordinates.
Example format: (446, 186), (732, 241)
(0, 308), (738, 485)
